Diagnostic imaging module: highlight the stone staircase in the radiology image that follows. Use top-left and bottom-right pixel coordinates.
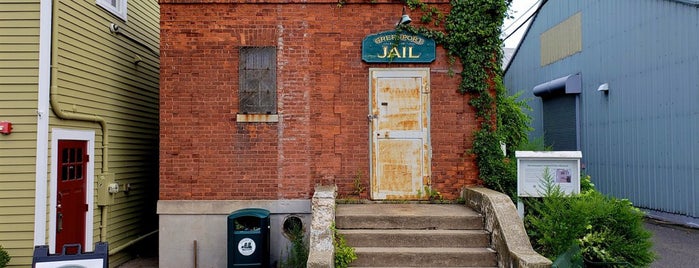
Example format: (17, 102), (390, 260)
(335, 204), (497, 267)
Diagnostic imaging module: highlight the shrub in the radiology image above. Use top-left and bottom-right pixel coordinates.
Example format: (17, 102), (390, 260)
(0, 245), (10, 268)
(331, 223), (356, 268)
(477, 90), (532, 201)
(281, 219), (308, 267)
(525, 173), (655, 267)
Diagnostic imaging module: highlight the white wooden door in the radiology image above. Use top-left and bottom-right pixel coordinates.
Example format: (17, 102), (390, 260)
(369, 68), (431, 200)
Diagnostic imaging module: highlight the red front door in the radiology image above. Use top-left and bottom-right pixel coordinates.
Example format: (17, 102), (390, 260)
(56, 140), (88, 253)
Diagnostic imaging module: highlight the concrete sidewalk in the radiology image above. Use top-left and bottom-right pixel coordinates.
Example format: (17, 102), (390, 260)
(115, 256), (158, 268)
(116, 218), (698, 268)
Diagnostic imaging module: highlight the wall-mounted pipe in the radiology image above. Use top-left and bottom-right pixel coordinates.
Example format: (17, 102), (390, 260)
(108, 230), (158, 255)
(50, 0), (111, 242)
(109, 23), (159, 56)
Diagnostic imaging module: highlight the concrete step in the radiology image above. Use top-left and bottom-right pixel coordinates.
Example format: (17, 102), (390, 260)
(350, 247), (497, 267)
(336, 204), (496, 267)
(339, 229), (490, 248)
(336, 204), (484, 230)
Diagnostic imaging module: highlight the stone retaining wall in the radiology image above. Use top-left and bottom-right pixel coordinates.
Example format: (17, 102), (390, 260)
(463, 187), (552, 268)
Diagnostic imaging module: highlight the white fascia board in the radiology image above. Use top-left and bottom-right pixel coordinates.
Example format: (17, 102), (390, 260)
(34, 0), (53, 247)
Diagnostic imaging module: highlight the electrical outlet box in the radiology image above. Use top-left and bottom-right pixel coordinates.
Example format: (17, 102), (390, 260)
(108, 183), (119, 194)
(97, 173), (115, 206)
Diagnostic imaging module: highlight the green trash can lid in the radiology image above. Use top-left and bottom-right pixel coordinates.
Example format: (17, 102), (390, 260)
(228, 208), (270, 219)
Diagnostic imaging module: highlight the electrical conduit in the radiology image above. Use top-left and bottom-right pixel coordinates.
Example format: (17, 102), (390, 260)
(50, 0), (111, 243)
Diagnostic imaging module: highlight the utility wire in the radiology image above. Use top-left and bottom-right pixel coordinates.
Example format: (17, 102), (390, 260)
(503, 0), (541, 32)
(503, 0), (547, 41)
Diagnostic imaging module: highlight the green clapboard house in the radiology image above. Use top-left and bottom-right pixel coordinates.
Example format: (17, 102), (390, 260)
(0, 0), (159, 267)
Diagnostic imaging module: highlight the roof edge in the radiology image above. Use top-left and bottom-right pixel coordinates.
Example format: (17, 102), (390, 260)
(670, 0), (699, 6)
(503, 0), (547, 73)
(504, 0), (697, 75)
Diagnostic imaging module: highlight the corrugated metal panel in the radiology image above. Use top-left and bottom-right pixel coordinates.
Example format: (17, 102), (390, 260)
(0, 1), (40, 266)
(505, 0), (699, 218)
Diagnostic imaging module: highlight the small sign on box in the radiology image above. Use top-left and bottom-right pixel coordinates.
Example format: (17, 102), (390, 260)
(516, 151), (582, 197)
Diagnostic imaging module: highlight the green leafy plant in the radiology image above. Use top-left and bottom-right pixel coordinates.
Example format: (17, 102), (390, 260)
(525, 173), (655, 267)
(580, 173), (595, 194)
(331, 223), (357, 268)
(515, 136), (551, 151)
(281, 219), (308, 267)
(578, 229), (626, 265)
(0, 245), (10, 268)
(352, 171), (366, 196)
(417, 185), (443, 202)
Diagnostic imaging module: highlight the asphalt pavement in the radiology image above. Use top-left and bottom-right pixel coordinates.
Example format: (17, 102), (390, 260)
(646, 219), (699, 268)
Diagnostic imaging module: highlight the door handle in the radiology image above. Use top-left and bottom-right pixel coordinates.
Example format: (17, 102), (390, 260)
(57, 212), (63, 232)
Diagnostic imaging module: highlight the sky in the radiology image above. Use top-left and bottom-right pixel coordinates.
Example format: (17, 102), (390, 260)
(502, 0), (540, 48)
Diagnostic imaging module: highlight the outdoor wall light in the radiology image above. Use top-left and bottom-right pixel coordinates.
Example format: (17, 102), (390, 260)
(396, 6), (412, 26)
(597, 83), (609, 92)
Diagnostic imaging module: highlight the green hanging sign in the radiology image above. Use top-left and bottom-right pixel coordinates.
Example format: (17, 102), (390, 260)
(362, 30), (436, 63)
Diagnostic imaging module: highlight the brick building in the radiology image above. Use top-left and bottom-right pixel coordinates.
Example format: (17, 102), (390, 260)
(158, 0), (484, 266)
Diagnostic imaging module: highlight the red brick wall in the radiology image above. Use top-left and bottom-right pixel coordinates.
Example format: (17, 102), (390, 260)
(159, 1), (482, 200)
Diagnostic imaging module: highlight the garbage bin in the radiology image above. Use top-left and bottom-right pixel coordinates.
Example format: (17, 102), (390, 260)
(227, 208), (270, 268)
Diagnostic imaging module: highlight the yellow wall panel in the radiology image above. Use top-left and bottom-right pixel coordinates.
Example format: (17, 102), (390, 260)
(540, 12), (582, 66)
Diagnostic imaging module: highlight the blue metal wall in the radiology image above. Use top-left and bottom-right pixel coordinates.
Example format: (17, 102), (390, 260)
(504, 0), (699, 218)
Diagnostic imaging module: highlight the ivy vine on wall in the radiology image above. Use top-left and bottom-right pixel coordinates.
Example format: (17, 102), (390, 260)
(398, 0), (530, 199)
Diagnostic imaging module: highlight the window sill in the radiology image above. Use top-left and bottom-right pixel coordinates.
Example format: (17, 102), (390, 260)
(236, 114), (279, 123)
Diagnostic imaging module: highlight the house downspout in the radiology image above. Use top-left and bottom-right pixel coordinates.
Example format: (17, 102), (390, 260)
(50, 0), (112, 243)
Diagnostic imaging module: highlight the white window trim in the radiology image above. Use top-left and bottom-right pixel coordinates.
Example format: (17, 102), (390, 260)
(96, 0), (127, 21)
(49, 129), (96, 254)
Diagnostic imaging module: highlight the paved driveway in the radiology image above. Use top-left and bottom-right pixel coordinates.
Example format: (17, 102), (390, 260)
(646, 219), (699, 268)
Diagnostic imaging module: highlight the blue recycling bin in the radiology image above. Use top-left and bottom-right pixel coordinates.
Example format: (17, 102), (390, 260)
(227, 208), (270, 268)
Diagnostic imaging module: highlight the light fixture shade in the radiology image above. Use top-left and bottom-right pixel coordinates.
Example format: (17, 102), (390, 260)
(397, 6), (412, 25)
(398, 14), (412, 25)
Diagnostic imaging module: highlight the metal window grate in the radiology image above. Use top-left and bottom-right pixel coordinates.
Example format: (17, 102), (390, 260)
(239, 47), (277, 114)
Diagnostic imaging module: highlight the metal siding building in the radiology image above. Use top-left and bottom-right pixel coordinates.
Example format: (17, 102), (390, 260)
(504, 0), (699, 220)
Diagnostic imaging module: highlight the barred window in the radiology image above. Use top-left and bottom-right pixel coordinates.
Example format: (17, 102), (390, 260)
(239, 47), (277, 114)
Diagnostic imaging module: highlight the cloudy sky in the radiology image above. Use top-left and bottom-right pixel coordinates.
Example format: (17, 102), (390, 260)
(502, 0), (540, 48)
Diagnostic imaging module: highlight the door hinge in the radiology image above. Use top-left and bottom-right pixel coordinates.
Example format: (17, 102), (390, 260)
(86, 154), (90, 162)
(84, 204), (89, 211)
